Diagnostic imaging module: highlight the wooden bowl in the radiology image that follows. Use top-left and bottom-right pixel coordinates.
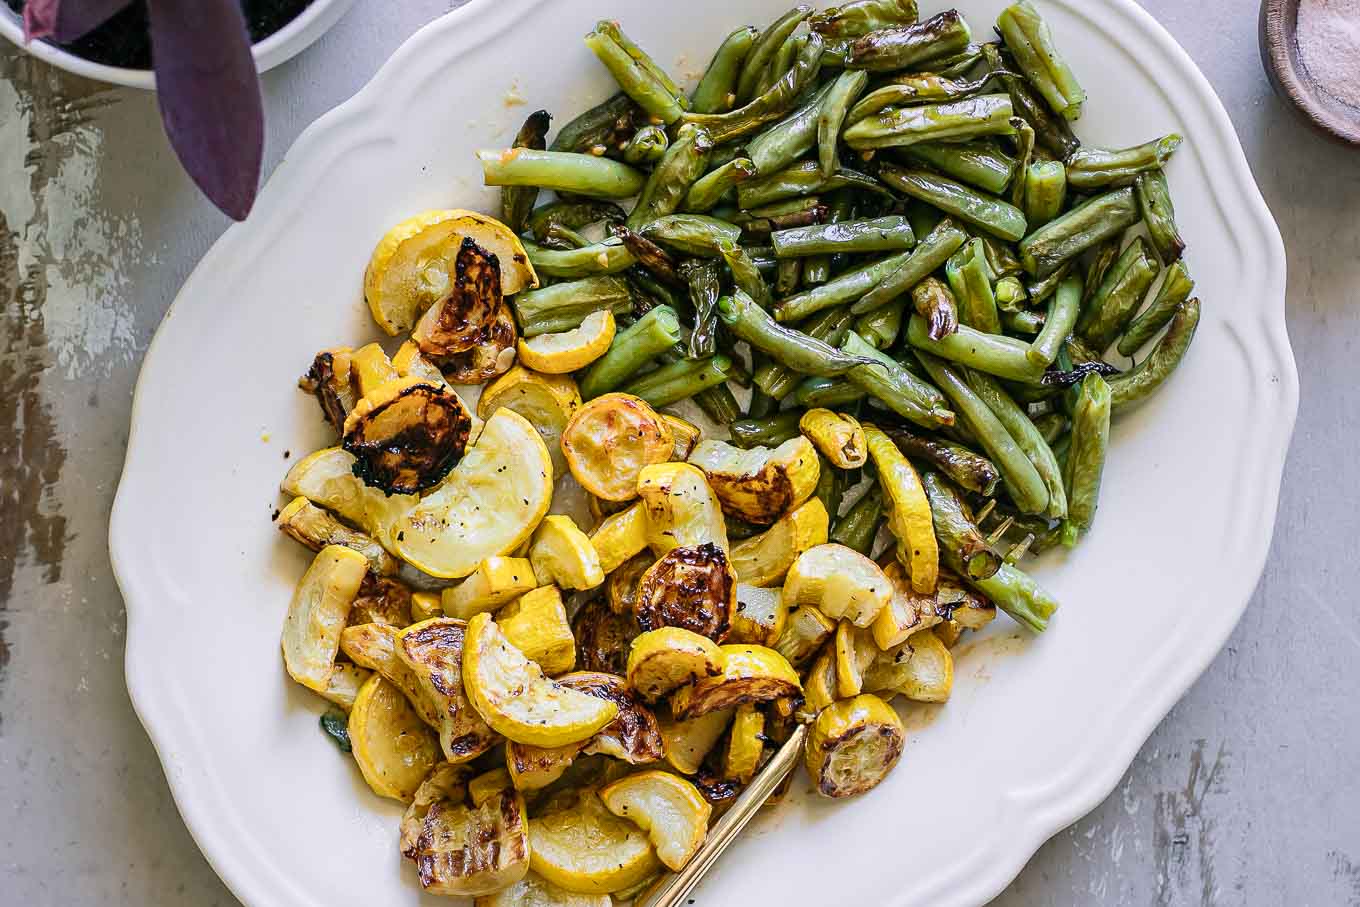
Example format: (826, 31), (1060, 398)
(1260, 0), (1360, 146)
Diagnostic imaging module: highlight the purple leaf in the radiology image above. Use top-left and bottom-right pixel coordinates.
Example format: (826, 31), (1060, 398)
(147, 0), (263, 221)
(23, 0), (133, 42)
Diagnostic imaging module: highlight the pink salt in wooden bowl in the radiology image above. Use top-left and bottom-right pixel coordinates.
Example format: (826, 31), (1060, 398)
(1260, 0), (1360, 146)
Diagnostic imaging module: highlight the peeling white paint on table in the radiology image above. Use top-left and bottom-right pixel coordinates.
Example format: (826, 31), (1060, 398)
(1, 2), (1357, 904)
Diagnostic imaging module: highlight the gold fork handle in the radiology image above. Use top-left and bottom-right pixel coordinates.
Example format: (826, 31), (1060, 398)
(634, 724), (808, 907)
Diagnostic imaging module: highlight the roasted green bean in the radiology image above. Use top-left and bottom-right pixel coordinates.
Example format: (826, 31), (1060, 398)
(878, 164), (1027, 242)
(771, 216), (916, 258)
(1018, 187), (1140, 277)
(965, 369), (1068, 520)
(1109, 297), (1200, 412)
(746, 82), (835, 176)
(912, 275), (960, 340)
(579, 305), (683, 399)
(810, 0), (919, 38)
(720, 290), (879, 376)
(622, 124), (669, 165)
(478, 149), (646, 199)
(691, 26), (759, 114)
(882, 425), (1000, 495)
(845, 10), (973, 72)
(945, 238), (1001, 334)
(793, 375), (869, 408)
(754, 305), (858, 397)
(997, 1), (1086, 121)
(1023, 160), (1067, 229)
(921, 471), (1002, 580)
(681, 158), (758, 212)
(680, 32), (825, 144)
(1117, 260), (1194, 357)
(915, 351), (1048, 515)
(984, 43), (1079, 158)
(549, 92), (642, 157)
(512, 276), (632, 336)
(854, 297), (908, 348)
(776, 249), (917, 321)
(501, 110), (551, 235)
(738, 160), (887, 210)
(631, 354), (732, 407)
(729, 411), (803, 449)
(848, 71), (1011, 124)
(627, 124), (713, 229)
(851, 217), (970, 314)
(819, 70), (869, 178)
(719, 240), (776, 309)
(1029, 273), (1082, 366)
(737, 6), (814, 104)
(1135, 167), (1185, 263)
(842, 94), (1016, 149)
(640, 214), (742, 257)
(907, 315), (1047, 384)
(684, 260), (722, 359)
(694, 382), (744, 425)
(585, 20), (687, 124)
(897, 139), (1016, 196)
(523, 237), (635, 277)
(527, 200), (625, 241)
(1066, 134), (1182, 191)
(1076, 236), (1158, 353)
(1061, 371), (1110, 544)
(842, 331), (955, 429)
(830, 484), (885, 555)
(967, 562), (1057, 633)
(994, 275), (1028, 311)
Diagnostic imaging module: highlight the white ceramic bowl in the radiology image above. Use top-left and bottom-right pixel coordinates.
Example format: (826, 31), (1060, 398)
(0, 0), (357, 89)
(110, 0), (1296, 905)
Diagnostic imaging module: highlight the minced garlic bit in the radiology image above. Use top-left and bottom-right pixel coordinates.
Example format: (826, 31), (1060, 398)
(499, 147), (523, 165)
(589, 144), (608, 157)
(596, 252), (611, 268)
(503, 82), (527, 107)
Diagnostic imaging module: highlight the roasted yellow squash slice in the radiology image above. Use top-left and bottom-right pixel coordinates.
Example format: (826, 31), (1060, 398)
(529, 789), (661, 895)
(669, 644), (801, 720)
(281, 545), (368, 693)
(729, 497), (828, 586)
(589, 502), (650, 574)
(497, 585), (576, 676)
(659, 707), (734, 775)
(805, 693), (905, 799)
(529, 515), (605, 590)
(729, 583), (788, 647)
(662, 413), (702, 461)
(773, 605), (836, 668)
(468, 767), (512, 806)
(506, 739), (585, 791)
(275, 495), (398, 577)
(463, 613), (618, 747)
(517, 309), (616, 374)
(366, 208), (537, 336)
(478, 364), (580, 477)
(412, 789), (531, 896)
(626, 627), (723, 702)
(350, 342), (399, 397)
(348, 674), (441, 802)
(606, 550), (654, 616)
(636, 462), (729, 555)
(802, 646), (839, 717)
(316, 662), (372, 711)
(784, 543), (893, 628)
(561, 393), (673, 501)
(400, 762), (470, 858)
(280, 447), (416, 550)
(635, 543), (736, 641)
(342, 376), (474, 495)
(834, 620), (879, 699)
(347, 574), (413, 628)
(600, 770), (712, 872)
(799, 408), (867, 469)
(392, 408), (553, 579)
(339, 621), (441, 726)
(688, 436), (820, 525)
(864, 424), (938, 593)
(558, 671), (664, 764)
(722, 704), (765, 784)
(395, 618), (499, 763)
(441, 556), (537, 621)
(863, 627), (954, 703)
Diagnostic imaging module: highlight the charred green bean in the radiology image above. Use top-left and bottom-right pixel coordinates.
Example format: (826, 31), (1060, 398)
(502, 110), (551, 235)
(512, 275), (633, 337)
(810, 0), (919, 38)
(851, 217), (970, 314)
(478, 149), (646, 199)
(1061, 371), (1110, 544)
(1108, 298), (1200, 412)
(830, 484), (885, 555)
(842, 94), (1016, 149)
(585, 21), (687, 124)
(1018, 187), (1140, 277)
(845, 9), (973, 72)
(997, 1), (1086, 121)
(1029, 273), (1082, 366)
(729, 411), (803, 449)
(640, 214), (742, 257)
(719, 290), (879, 376)
(1117, 260), (1193, 357)
(1066, 134), (1182, 191)
(912, 275), (960, 341)
(878, 164), (1028, 242)
(1135, 167), (1185, 263)
(1076, 236), (1158, 353)
(907, 315), (1047, 384)
(842, 331), (955, 429)
(945, 238), (1001, 334)
(921, 471), (1002, 580)
(819, 70), (870, 178)
(691, 26), (759, 114)
(882, 425), (1000, 495)
(897, 139), (1016, 196)
(622, 124), (669, 165)
(627, 124), (713, 229)
(771, 216), (916, 258)
(965, 369), (1068, 520)
(1023, 160), (1067, 228)
(681, 158), (758, 212)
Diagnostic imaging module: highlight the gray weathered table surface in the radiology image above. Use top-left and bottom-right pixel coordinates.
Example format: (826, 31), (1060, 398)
(1, 1), (1357, 904)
